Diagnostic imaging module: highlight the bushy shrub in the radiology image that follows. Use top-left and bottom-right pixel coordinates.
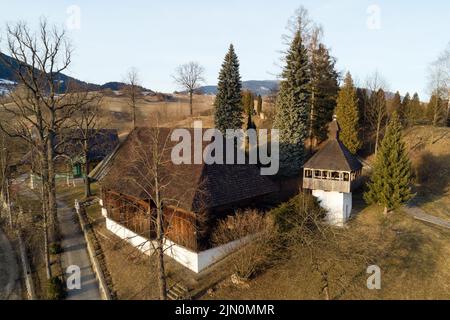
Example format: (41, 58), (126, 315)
(212, 209), (276, 280)
(49, 243), (62, 255)
(47, 277), (66, 300)
(270, 192), (326, 234)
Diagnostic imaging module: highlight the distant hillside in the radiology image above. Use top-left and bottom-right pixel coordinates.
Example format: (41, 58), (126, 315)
(100, 81), (153, 93)
(198, 80), (279, 96)
(0, 52), (103, 93)
(198, 80), (403, 100)
(0, 53), (151, 94)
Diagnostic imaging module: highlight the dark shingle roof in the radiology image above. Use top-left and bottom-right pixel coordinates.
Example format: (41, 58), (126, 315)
(95, 127), (279, 212)
(303, 119), (362, 172)
(22, 129), (119, 165)
(57, 129), (120, 162)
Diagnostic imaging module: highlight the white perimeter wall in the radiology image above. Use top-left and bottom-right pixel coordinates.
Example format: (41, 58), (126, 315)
(105, 217), (246, 273)
(312, 190), (352, 226)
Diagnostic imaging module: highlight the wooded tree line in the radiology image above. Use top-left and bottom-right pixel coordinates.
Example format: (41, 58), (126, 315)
(211, 6), (450, 177)
(0, 20), (103, 298)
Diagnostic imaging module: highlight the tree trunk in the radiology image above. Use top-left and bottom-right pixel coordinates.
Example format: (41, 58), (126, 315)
(43, 213), (51, 280)
(47, 134), (58, 242)
(5, 178), (12, 228)
(154, 171), (167, 300)
(189, 91), (193, 116)
(133, 103), (136, 129)
(323, 286), (330, 300)
(156, 206), (167, 300)
(84, 143), (91, 198)
(375, 120), (381, 155)
(41, 175), (52, 280)
(309, 91), (315, 153)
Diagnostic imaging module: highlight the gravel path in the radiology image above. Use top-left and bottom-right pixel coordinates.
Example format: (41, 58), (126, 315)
(57, 198), (101, 300)
(404, 203), (450, 229)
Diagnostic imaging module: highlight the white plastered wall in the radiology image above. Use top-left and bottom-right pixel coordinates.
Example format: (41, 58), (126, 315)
(312, 190), (352, 226)
(105, 214), (247, 273)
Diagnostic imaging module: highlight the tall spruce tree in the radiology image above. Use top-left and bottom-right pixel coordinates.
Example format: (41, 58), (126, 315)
(400, 92), (411, 126)
(410, 93), (422, 124)
(389, 91), (402, 116)
(427, 92), (446, 126)
(364, 111), (413, 215)
(241, 90), (254, 115)
(214, 44), (243, 133)
(356, 88), (370, 142)
(309, 44), (339, 145)
(335, 72), (361, 154)
(246, 111), (256, 130)
(273, 31), (310, 176)
(256, 95), (263, 115)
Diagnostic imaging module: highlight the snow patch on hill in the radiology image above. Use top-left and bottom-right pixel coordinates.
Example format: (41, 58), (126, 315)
(0, 78), (16, 95)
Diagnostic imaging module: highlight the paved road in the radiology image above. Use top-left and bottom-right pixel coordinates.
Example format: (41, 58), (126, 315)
(0, 228), (21, 299)
(404, 204), (450, 229)
(57, 198), (101, 300)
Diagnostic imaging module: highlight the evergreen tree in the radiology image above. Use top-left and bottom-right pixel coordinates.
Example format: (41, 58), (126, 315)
(426, 92), (446, 126)
(309, 44), (339, 144)
(389, 91), (402, 116)
(335, 72), (361, 154)
(409, 93), (422, 124)
(246, 111), (256, 130)
(214, 44), (243, 133)
(356, 88), (370, 142)
(364, 111), (413, 215)
(241, 90), (254, 115)
(400, 92), (411, 126)
(273, 31), (310, 176)
(369, 89), (388, 155)
(256, 94), (263, 115)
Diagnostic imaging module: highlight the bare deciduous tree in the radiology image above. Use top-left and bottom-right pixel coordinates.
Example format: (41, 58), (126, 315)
(365, 71), (389, 154)
(0, 19), (92, 280)
(272, 193), (376, 300)
(0, 133), (12, 227)
(212, 209), (276, 281)
(70, 91), (103, 197)
(427, 46), (450, 126)
(126, 125), (205, 300)
(123, 67), (142, 129)
(283, 5), (322, 51)
(172, 62), (205, 116)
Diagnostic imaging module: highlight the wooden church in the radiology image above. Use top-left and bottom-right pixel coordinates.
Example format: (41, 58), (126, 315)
(303, 117), (363, 226)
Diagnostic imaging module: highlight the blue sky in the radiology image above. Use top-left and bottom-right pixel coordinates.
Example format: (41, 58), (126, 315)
(1, 0), (449, 99)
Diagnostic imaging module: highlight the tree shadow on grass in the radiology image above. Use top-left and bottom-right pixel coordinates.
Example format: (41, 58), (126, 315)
(381, 222), (441, 281)
(410, 151), (450, 209)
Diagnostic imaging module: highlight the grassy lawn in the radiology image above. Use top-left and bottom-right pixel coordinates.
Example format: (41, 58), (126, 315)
(56, 181), (237, 300)
(205, 205), (450, 300)
(11, 182), (66, 299)
(82, 206), (237, 300)
(404, 126), (450, 221)
(73, 183), (450, 300)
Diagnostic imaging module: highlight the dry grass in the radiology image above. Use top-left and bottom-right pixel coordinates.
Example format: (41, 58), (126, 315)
(86, 215), (237, 300)
(98, 94), (215, 134)
(61, 181), (233, 300)
(404, 126), (450, 220)
(206, 205), (450, 300)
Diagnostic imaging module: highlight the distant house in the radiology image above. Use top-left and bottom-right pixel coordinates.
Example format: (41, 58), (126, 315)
(22, 129), (120, 178)
(90, 127), (279, 272)
(57, 129), (120, 178)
